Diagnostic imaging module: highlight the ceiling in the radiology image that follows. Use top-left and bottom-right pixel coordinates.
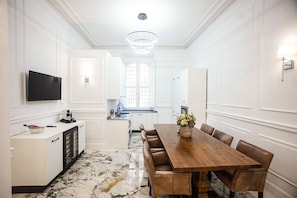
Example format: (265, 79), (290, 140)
(49, 0), (234, 49)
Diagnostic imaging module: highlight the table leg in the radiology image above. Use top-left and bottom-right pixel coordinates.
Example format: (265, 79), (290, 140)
(196, 171), (210, 198)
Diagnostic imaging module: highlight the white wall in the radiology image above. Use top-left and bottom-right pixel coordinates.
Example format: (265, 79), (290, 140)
(109, 48), (188, 124)
(187, 0), (297, 197)
(0, 0), (12, 197)
(8, 0), (91, 136)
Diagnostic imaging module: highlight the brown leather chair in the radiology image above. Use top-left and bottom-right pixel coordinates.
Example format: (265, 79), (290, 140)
(143, 141), (192, 198)
(140, 124), (164, 153)
(200, 123), (215, 135)
(212, 129), (234, 146)
(139, 123), (158, 142)
(214, 140), (274, 198)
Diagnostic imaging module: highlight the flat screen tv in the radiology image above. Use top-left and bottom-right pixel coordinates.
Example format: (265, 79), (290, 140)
(28, 70), (62, 101)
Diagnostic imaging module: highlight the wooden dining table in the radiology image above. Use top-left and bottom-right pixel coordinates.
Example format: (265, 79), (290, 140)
(154, 124), (261, 198)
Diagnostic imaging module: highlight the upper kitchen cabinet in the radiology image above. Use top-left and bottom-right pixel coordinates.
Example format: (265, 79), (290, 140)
(67, 50), (111, 109)
(106, 57), (126, 99)
(172, 68), (207, 127)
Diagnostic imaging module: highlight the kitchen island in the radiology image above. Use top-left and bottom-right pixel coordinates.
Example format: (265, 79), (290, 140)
(106, 114), (131, 149)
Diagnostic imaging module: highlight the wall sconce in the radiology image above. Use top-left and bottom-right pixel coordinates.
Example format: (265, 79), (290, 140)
(277, 44), (296, 81)
(84, 75), (89, 87)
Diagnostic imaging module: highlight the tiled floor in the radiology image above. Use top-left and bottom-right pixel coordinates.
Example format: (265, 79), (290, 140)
(12, 133), (255, 198)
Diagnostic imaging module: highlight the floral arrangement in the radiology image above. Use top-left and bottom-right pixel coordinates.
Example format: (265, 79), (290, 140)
(177, 113), (196, 128)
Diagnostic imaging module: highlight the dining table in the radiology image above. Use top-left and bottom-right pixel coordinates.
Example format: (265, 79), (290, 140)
(154, 124), (261, 198)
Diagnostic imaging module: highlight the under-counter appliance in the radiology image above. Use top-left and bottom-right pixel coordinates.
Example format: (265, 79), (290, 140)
(63, 126), (78, 170)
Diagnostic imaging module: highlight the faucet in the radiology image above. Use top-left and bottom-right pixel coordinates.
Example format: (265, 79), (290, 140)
(117, 103), (124, 112)
(115, 103), (124, 117)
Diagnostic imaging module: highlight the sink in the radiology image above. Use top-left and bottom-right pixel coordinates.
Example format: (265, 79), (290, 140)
(120, 112), (130, 115)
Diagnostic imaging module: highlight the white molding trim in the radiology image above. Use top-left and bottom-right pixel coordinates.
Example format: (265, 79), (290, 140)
(266, 179), (295, 198)
(183, 0), (235, 47)
(269, 169), (297, 189)
(48, 0), (97, 46)
(10, 110), (63, 124)
(220, 104), (251, 109)
(69, 57), (104, 104)
(258, 134), (297, 151)
(208, 110), (297, 134)
(260, 107), (297, 115)
(220, 122), (251, 135)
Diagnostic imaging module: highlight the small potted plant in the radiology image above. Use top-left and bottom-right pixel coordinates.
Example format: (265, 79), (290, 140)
(177, 113), (196, 138)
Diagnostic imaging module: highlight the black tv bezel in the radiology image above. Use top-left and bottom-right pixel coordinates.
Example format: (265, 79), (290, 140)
(27, 70), (62, 101)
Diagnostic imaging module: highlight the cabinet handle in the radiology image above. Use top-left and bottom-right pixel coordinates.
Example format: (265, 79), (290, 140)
(51, 137), (60, 143)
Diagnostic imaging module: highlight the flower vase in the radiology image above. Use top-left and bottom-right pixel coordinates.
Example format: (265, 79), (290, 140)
(179, 126), (193, 138)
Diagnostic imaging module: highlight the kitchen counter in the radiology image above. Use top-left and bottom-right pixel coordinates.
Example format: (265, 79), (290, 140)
(120, 109), (158, 113)
(107, 109), (157, 120)
(107, 114), (130, 120)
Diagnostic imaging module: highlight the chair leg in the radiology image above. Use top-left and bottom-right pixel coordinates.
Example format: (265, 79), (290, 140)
(207, 171), (212, 182)
(258, 192), (263, 198)
(229, 191), (235, 198)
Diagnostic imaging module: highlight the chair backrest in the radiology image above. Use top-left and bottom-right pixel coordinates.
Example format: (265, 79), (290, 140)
(213, 129), (234, 146)
(143, 141), (156, 174)
(200, 123), (215, 135)
(141, 130), (147, 143)
(236, 140), (273, 170)
(139, 123), (145, 131)
(143, 140), (192, 197)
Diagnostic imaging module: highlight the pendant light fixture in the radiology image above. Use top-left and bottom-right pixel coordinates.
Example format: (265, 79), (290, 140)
(126, 13), (158, 54)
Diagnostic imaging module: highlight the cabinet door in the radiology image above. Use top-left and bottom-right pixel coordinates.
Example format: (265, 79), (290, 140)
(172, 76), (181, 117)
(78, 122), (86, 154)
(46, 133), (63, 184)
(131, 113), (147, 131)
(106, 57), (126, 99)
(179, 69), (188, 105)
(106, 120), (129, 149)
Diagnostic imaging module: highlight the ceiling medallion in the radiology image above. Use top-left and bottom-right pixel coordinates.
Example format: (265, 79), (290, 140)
(126, 13), (158, 54)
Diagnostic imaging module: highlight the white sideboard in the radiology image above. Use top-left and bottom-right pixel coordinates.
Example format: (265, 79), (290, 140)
(11, 121), (85, 192)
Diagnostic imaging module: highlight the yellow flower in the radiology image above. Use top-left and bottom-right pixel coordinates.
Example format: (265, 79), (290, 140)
(177, 113), (196, 127)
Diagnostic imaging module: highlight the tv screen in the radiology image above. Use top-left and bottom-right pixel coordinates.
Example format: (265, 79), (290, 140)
(28, 70), (62, 101)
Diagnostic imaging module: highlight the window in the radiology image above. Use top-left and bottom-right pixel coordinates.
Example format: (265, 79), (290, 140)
(125, 60), (155, 108)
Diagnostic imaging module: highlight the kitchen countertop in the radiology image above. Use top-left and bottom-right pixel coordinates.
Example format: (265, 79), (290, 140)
(120, 109), (158, 113)
(106, 109), (158, 120)
(107, 114), (130, 120)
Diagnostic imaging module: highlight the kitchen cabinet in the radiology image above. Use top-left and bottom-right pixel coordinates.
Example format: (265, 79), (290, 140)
(46, 133), (63, 184)
(106, 119), (129, 149)
(172, 68), (207, 127)
(78, 121), (86, 154)
(131, 112), (158, 131)
(106, 57), (126, 99)
(11, 121), (85, 192)
(11, 133), (63, 187)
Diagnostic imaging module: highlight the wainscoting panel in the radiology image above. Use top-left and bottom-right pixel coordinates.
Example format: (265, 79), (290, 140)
(259, 134), (297, 188)
(207, 110), (297, 198)
(71, 109), (107, 149)
(70, 57), (104, 104)
(218, 3), (255, 109)
(219, 121), (251, 147)
(259, 0), (297, 115)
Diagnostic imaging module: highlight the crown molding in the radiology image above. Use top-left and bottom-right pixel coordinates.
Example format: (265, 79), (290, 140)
(183, 0), (235, 47)
(49, 0), (98, 46)
(49, 0), (235, 49)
